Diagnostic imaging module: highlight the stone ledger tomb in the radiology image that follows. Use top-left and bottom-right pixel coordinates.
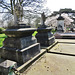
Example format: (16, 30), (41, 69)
(36, 12), (55, 47)
(36, 27), (55, 46)
(0, 28), (40, 64)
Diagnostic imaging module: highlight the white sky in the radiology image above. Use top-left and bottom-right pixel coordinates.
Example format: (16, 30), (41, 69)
(46, 0), (75, 12)
(0, 0), (75, 19)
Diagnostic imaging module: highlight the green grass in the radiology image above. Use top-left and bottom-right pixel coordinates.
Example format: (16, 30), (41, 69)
(0, 27), (5, 34)
(51, 29), (56, 34)
(0, 34), (7, 47)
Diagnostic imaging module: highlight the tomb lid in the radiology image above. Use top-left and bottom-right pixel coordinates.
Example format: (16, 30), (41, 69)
(3, 28), (37, 37)
(0, 60), (17, 68)
(57, 15), (64, 20)
(37, 27), (53, 32)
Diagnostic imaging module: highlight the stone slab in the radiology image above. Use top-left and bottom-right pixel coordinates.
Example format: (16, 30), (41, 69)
(37, 27), (53, 32)
(55, 32), (75, 39)
(36, 32), (55, 46)
(3, 28), (37, 37)
(50, 42), (75, 55)
(55, 39), (75, 43)
(0, 43), (40, 64)
(0, 60), (17, 75)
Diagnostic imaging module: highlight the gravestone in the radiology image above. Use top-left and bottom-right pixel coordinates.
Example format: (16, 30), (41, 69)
(57, 14), (65, 32)
(36, 12), (55, 46)
(0, 28), (40, 64)
(36, 27), (55, 46)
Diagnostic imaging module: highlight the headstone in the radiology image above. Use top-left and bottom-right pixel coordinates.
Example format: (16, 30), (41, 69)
(36, 13), (55, 47)
(36, 27), (55, 46)
(57, 15), (65, 32)
(0, 28), (40, 64)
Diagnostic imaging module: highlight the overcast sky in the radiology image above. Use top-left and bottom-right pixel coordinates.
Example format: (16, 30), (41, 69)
(46, 0), (75, 12)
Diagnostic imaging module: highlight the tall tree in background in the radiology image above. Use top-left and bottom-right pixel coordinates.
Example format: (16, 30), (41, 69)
(50, 8), (75, 17)
(0, 0), (46, 20)
(0, 0), (46, 13)
(0, 0), (51, 28)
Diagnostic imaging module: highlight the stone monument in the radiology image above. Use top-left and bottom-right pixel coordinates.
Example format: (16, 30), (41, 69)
(36, 12), (55, 47)
(0, 1), (40, 65)
(57, 14), (65, 32)
(0, 28), (40, 64)
(8, 1), (30, 29)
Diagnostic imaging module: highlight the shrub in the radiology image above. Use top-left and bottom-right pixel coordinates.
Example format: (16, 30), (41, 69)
(0, 27), (5, 34)
(51, 29), (56, 34)
(0, 34), (7, 47)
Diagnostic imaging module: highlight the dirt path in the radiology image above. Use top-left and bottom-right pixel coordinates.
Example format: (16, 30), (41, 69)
(21, 39), (75, 75)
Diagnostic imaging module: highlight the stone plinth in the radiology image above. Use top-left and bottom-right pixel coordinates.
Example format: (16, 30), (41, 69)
(57, 15), (65, 32)
(54, 32), (75, 39)
(36, 27), (55, 46)
(0, 28), (40, 64)
(0, 43), (40, 64)
(4, 36), (37, 49)
(0, 60), (17, 75)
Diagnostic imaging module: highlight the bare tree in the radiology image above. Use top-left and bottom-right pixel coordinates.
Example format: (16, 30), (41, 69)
(0, 0), (45, 20)
(0, 0), (46, 14)
(0, 0), (50, 27)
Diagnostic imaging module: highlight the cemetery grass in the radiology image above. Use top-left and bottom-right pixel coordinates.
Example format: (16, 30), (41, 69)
(0, 34), (7, 47)
(51, 29), (56, 34)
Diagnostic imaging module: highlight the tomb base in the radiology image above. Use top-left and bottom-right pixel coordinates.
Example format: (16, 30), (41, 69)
(36, 27), (55, 46)
(0, 43), (40, 64)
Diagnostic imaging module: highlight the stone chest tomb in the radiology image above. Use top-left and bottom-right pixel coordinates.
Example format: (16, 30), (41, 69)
(0, 28), (40, 64)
